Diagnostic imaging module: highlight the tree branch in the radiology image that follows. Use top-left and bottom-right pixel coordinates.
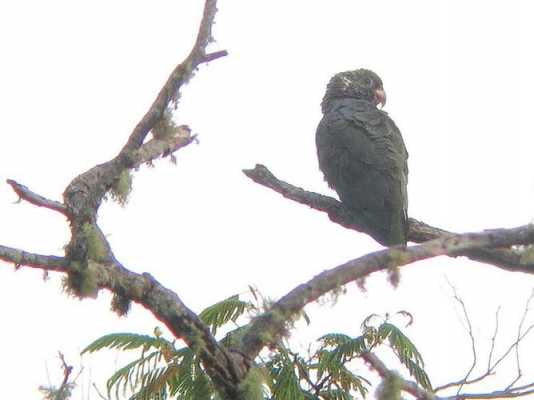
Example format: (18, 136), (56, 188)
(130, 132), (197, 167)
(2, 1), (241, 399)
(0, 244), (69, 272)
(362, 352), (435, 399)
(6, 179), (67, 215)
(363, 351), (534, 400)
(239, 223), (534, 361)
(433, 289), (534, 397)
(243, 164), (534, 274)
(121, 0), (225, 153)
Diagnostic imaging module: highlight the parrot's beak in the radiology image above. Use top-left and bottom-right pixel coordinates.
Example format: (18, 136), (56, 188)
(374, 88), (387, 108)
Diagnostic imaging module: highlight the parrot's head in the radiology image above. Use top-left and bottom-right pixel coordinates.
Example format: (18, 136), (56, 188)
(321, 69), (386, 113)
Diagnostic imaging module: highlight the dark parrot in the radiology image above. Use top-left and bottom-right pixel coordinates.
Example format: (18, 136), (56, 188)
(316, 69), (408, 246)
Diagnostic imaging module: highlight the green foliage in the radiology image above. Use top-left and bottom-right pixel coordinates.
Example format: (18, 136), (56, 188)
(370, 321), (432, 390)
(267, 349), (306, 400)
(110, 170), (133, 207)
(86, 296), (432, 400)
(82, 292), (254, 400)
(168, 348), (213, 400)
(81, 332), (169, 354)
(199, 294), (252, 335)
(314, 335), (371, 399)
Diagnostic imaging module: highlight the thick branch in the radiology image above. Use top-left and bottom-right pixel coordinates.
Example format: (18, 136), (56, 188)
(90, 261), (243, 398)
(239, 224), (534, 361)
(243, 164), (534, 274)
(6, 179), (67, 215)
(3, 2), (238, 398)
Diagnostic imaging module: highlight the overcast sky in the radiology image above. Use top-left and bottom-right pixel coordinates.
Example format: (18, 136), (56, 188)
(1, 1), (534, 398)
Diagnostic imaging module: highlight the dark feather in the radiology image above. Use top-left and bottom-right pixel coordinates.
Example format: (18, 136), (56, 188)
(316, 69), (408, 245)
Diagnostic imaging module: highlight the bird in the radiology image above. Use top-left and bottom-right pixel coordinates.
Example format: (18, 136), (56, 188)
(316, 69), (408, 246)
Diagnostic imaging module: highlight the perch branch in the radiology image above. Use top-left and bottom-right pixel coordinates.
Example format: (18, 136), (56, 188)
(6, 179), (67, 215)
(243, 164), (534, 274)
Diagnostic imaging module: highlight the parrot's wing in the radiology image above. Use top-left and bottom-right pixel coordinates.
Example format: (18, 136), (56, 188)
(316, 104), (408, 245)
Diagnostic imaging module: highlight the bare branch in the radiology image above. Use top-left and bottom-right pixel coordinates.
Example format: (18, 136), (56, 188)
(489, 322), (534, 375)
(0, 244), (69, 272)
(121, 0), (226, 153)
(507, 288), (534, 389)
(446, 282), (477, 395)
(488, 306), (501, 371)
(243, 164), (534, 274)
(441, 387), (534, 399)
(435, 291), (534, 396)
(239, 224), (534, 360)
(6, 179), (67, 215)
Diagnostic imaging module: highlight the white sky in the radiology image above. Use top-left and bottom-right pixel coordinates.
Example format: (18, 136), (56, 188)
(1, 1), (534, 398)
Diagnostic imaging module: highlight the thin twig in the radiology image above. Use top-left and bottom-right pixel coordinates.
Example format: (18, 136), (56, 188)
(489, 323), (534, 374)
(446, 282), (477, 396)
(506, 288), (534, 389)
(58, 351), (73, 387)
(487, 306), (501, 371)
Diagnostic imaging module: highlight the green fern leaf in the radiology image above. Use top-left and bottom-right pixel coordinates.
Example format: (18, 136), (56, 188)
(272, 362), (304, 400)
(82, 333), (171, 354)
(318, 388), (353, 400)
(169, 348), (213, 400)
(403, 358), (432, 390)
(318, 333), (352, 347)
(379, 323), (424, 367)
(199, 295), (251, 335)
